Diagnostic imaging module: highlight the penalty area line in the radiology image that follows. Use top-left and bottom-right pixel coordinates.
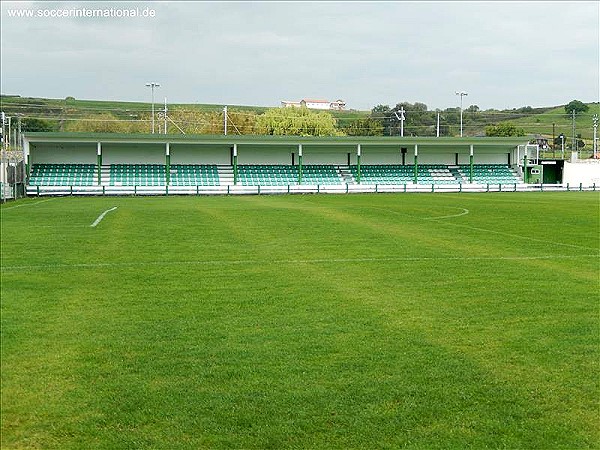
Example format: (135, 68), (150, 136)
(91, 207), (118, 227)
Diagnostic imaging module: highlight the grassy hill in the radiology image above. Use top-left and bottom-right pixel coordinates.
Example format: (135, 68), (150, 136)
(0, 95), (271, 119)
(1, 95), (597, 141)
(507, 103), (599, 141)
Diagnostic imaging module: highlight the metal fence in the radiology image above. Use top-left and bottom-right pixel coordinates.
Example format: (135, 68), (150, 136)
(24, 182), (597, 197)
(1, 152), (26, 202)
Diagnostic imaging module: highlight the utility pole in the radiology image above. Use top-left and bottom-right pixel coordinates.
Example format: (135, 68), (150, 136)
(436, 112), (440, 137)
(552, 123), (556, 158)
(17, 116), (21, 151)
(593, 114), (598, 158)
(164, 98), (168, 135)
(400, 107), (405, 137)
(394, 107), (405, 137)
(571, 108), (577, 152)
(223, 106), (228, 136)
(1, 112), (5, 151)
(7, 116), (11, 150)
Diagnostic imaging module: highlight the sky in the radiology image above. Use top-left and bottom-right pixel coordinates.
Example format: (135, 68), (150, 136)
(1, 1), (599, 111)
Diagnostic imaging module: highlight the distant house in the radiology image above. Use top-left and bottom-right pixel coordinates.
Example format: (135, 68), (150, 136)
(330, 99), (346, 111)
(300, 99), (332, 110)
(281, 101), (302, 108)
(281, 99), (346, 111)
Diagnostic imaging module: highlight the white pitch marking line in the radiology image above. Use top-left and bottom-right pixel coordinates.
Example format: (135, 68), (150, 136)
(424, 208), (470, 220)
(90, 207), (118, 227)
(362, 205), (469, 221)
(437, 221), (596, 251)
(1, 198), (57, 211)
(2, 254), (598, 272)
(366, 205), (593, 251)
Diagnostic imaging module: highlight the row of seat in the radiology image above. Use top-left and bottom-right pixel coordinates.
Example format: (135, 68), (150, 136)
(352, 165), (519, 185)
(29, 164), (96, 186)
(169, 165), (219, 186)
(28, 163), (521, 186)
(237, 165), (341, 186)
(456, 165), (518, 184)
(110, 164), (221, 187)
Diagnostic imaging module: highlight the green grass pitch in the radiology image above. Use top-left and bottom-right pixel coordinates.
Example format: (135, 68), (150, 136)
(1, 192), (598, 449)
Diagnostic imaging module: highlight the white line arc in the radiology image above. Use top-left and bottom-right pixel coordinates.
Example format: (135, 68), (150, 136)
(425, 208), (470, 220)
(90, 207), (118, 227)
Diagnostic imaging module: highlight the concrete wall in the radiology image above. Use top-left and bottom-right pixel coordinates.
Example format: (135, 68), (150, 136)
(171, 144), (230, 165)
(102, 144), (164, 164)
(418, 153), (455, 165)
(456, 151), (511, 165)
(304, 152), (348, 165)
(563, 161), (600, 186)
(474, 152), (511, 165)
(238, 145), (295, 165)
(27, 140), (520, 167)
(360, 147), (402, 165)
(31, 144), (97, 164)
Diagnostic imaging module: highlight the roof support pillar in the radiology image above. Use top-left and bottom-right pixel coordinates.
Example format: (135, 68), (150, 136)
(414, 144), (418, 184)
(469, 144), (474, 183)
(23, 138), (30, 182)
(166, 142), (170, 186)
(233, 144), (238, 186)
(298, 144), (303, 185)
(523, 146), (528, 184)
(97, 142), (102, 186)
(356, 144), (361, 184)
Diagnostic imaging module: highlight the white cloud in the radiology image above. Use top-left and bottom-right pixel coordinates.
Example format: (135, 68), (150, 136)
(1, 1), (598, 110)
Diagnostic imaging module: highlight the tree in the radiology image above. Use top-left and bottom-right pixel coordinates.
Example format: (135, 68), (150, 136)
(516, 106), (533, 113)
(21, 117), (54, 132)
(256, 107), (341, 136)
(564, 100), (589, 115)
(226, 110), (259, 135)
(388, 102), (434, 136)
(485, 122), (525, 137)
(65, 113), (138, 133)
(167, 108), (221, 134)
(343, 118), (384, 136)
(554, 134), (567, 147)
(370, 105), (392, 135)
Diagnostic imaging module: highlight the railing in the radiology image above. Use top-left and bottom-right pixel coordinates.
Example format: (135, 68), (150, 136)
(25, 182), (598, 197)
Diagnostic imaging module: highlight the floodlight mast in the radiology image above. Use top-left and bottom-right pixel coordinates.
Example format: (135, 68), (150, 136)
(455, 91), (468, 137)
(145, 82), (160, 134)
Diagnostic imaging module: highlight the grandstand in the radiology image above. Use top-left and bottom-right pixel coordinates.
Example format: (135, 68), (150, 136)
(21, 133), (539, 195)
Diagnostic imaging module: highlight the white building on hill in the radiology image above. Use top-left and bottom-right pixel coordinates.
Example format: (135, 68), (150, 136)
(281, 99), (346, 111)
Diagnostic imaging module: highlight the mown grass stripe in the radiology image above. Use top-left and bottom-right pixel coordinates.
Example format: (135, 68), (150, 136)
(1, 253), (597, 272)
(1, 193), (598, 449)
